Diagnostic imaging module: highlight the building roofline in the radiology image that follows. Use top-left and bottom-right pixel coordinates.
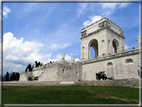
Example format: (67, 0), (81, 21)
(81, 17), (123, 30)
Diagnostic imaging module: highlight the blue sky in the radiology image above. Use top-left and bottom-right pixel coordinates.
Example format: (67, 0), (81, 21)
(2, 2), (139, 75)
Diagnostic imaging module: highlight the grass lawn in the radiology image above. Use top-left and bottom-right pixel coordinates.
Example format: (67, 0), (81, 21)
(3, 85), (139, 104)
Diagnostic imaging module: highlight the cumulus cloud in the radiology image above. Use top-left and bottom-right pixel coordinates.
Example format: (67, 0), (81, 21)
(83, 15), (102, 27)
(3, 32), (52, 67)
(50, 43), (70, 50)
(3, 6), (11, 18)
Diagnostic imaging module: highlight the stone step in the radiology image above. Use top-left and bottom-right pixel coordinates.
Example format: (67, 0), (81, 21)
(59, 81), (75, 84)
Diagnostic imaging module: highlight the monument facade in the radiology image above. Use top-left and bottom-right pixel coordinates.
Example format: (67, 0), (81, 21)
(19, 17), (141, 81)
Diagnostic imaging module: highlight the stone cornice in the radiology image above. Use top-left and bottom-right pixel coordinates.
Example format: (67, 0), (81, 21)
(80, 26), (125, 40)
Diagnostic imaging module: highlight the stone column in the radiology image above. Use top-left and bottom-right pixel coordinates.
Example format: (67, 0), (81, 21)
(72, 55), (75, 62)
(62, 53), (65, 60)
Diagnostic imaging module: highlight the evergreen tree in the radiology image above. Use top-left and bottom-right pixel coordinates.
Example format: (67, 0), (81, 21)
(10, 73), (16, 81)
(5, 71), (9, 81)
(37, 62), (40, 67)
(15, 72), (20, 81)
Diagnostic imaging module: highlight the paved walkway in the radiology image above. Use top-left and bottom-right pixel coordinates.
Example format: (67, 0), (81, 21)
(2, 81), (75, 87)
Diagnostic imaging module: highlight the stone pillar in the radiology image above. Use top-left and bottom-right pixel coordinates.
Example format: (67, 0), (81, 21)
(62, 53), (65, 60)
(138, 35), (141, 48)
(72, 55), (75, 62)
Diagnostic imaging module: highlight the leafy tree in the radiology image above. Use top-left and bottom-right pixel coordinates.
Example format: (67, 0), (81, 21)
(10, 73), (16, 81)
(5, 71), (9, 81)
(15, 72), (20, 81)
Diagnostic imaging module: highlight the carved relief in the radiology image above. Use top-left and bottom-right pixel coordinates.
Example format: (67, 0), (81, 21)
(99, 21), (111, 28)
(81, 30), (87, 36)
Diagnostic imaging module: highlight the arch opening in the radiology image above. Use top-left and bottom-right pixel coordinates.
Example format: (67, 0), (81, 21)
(112, 39), (119, 53)
(89, 39), (98, 58)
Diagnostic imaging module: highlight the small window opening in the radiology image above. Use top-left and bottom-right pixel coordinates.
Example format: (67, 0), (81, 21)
(62, 69), (64, 73)
(76, 71), (79, 76)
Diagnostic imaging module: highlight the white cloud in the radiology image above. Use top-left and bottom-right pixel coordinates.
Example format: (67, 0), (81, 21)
(3, 6), (11, 18)
(83, 15), (102, 27)
(3, 32), (52, 67)
(100, 3), (118, 10)
(100, 3), (129, 10)
(125, 44), (130, 50)
(77, 3), (87, 18)
(100, 3), (129, 16)
(65, 55), (71, 61)
(83, 20), (91, 27)
(50, 43), (70, 50)
(119, 3), (129, 8)
(16, 64), (23, 68)
(75, 58), (80, 61)
(90, 16), (102, 23)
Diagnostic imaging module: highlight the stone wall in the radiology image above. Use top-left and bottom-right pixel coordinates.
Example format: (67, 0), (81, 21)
(19, 72), (29, 81)
(82, 51), (139, 81)
(75, 79), (140, 88)
(57, 62), (82, 82)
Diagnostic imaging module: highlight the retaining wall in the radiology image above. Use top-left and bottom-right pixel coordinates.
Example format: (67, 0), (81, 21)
(75, 79), (140, 88)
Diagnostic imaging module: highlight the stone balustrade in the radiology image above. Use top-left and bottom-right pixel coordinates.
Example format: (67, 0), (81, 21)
(82, 48), (139, 64)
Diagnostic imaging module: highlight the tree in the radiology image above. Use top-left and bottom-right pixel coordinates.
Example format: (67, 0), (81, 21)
(5, 71), (9, 81)
(10, 73), (16, 81)
(37, 62), (40, 67)
(25, 64), (32, 72)
(15, 73), (20, 81)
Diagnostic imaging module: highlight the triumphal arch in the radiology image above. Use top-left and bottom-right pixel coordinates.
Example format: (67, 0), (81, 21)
(20, 17), (140, 81)
(80, 17), (125, 61)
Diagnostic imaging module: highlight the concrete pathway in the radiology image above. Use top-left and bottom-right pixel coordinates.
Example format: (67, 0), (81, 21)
(2, 81), (75, 87)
